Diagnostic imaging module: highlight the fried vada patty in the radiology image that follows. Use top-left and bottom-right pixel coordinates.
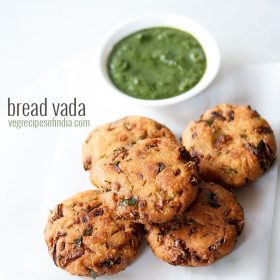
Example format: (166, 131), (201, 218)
(145, 181), (244, 266)
(44, 190), (142, 277)
(83, 116), (175, 171)
(91, 137), (199, 224)
(182, 104), (277, 188)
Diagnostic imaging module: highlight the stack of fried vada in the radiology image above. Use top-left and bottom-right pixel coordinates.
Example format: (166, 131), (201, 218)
(44, 106), (276, 278)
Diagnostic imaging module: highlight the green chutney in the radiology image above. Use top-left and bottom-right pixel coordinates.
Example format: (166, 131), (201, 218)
(107, 27), (207, 100)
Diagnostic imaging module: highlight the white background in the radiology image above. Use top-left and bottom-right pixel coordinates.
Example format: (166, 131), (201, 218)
(1, 0), (280, 110)
(0, 1), (280, 280)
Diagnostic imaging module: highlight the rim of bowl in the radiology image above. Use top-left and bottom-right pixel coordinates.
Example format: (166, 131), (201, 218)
(98, 12), (221, 107)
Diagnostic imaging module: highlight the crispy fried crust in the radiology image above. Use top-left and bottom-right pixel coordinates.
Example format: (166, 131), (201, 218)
(83, 116), (176, 171)
(182, 104), (277, 188)
(145, 181), (245, 266)
(44, 190), (142, 277)
(91, 137), (199, 224)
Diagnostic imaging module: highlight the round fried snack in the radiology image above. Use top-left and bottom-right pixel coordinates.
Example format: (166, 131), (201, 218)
(91, 137), (199, 224)
(44, 190), (142, 277)
(145, 181), (244, 267)
(182, 104), (277, 188)
(83, 116), (175, 171)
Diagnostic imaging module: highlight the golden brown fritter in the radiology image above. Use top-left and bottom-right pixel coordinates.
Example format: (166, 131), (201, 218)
(83, 116), (175, 171)
(182, 104), (277, 188)
(91, 137), (199, 224)
(44, 190), (142, 277)
(145, 181), (244, 267)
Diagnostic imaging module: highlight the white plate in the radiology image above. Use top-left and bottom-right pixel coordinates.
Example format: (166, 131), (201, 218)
(0, 49), (279, 280)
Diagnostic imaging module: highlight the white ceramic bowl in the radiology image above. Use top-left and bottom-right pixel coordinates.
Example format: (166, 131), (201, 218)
(98, 13), (221, 107)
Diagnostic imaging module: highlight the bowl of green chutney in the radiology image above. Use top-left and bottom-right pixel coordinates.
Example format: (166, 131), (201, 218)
(99, 13), (221, 106)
